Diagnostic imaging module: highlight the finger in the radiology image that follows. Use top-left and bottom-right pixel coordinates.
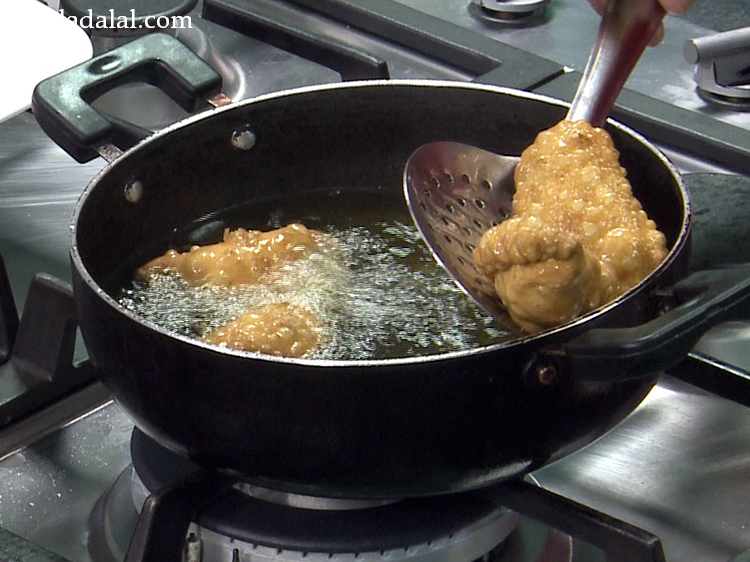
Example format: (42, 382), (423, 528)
(589, 0), (609, 15)
(649, 22), (666, 46)
(659, 0), (694, 15)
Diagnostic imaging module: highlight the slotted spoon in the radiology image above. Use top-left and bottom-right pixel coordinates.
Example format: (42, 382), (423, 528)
(404, 0), (666, 331)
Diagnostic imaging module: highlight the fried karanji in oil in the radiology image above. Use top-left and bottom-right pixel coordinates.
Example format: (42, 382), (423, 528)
(137, 223), (322, 287)
(201, 303), (321, 358)
(474, 120), (668, 334)
(136, 223), (324, 358)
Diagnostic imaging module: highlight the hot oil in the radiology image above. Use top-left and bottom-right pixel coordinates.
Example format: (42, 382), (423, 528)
(118, 189), (512, 359)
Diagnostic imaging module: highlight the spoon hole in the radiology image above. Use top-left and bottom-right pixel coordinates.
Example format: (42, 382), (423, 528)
(456, 197), (467, 207)
(461, 174), (471, 184)
(443, 172), (454, 184)
(474, 199), (486, 209)
(481, 180), (493, 191)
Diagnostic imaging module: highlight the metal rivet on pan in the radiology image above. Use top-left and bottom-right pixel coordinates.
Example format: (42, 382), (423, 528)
(524, 356), (560, 388)
(231, 128), (257, 150)
(535, 363), (558, 385)
(124, 179), (144, 203)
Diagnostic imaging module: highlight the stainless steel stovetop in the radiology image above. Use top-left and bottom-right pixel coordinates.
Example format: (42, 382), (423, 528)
(1, 1), (749, 561)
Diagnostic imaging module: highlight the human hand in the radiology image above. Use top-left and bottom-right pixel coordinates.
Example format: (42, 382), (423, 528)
(588, 0), (695, 45)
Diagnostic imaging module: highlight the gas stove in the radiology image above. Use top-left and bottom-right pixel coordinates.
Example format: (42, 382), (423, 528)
(1, 1), (750, 562)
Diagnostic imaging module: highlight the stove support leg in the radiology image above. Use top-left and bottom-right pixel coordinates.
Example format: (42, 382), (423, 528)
(485, 479), (667, 562)
(10, 274), (76, 381)
(125, 470), (234, 562)
(0, 254), (19, 365)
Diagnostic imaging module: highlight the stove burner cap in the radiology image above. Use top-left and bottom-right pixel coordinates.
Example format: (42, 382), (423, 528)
(241, 484), (396, 511)
(469, 0), (550, 24)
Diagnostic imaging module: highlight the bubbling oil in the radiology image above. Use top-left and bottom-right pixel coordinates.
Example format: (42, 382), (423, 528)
(117, 191), (512, 360)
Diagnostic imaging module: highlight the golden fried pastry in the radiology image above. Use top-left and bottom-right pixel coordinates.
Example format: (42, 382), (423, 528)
(136, 223), (329, 358)
(137, 223), (321, 286)
(474, 120), (668, 333)
(202, 303), (320, 358)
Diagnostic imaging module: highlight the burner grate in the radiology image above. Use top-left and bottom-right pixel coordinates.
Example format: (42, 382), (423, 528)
(127, 429), (519, 560)
(113, 429), (673, 562)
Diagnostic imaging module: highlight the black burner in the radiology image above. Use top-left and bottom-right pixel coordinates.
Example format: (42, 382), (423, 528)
(128, 429), (519, 559)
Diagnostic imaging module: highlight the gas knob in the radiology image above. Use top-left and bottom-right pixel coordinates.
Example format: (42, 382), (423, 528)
(684, 26), (750, 108)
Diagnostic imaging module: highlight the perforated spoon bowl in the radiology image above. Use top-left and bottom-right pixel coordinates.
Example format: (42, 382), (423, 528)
(404, 0), (666, 331)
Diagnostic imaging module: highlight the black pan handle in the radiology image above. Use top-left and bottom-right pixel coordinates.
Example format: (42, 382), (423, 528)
(31, 33), (222, 163)
(557, 266), (750, 382)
